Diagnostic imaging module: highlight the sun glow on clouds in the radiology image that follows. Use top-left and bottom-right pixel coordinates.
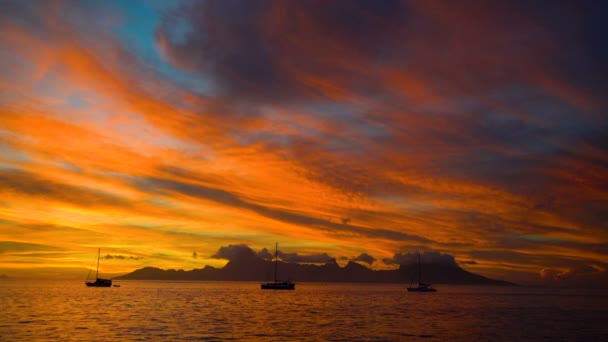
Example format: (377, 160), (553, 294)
(0, 1), (607, 286)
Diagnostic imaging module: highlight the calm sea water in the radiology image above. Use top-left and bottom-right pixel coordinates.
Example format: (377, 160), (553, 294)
(1, 281), (607, 341)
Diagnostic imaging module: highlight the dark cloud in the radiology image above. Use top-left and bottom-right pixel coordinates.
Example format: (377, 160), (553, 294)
(539, 268), (561, 281)
(279, 251), (336, 264)
(540, 264), (602, 281)
(0, 169), (130, 209)
(156, 0), (407, 104)
(0, 1), (55, 37)
(470, 249), (551, 266)
(210, 244), (336, 264)
(155, 0), (607, 108)
(103, 254), (143, 260)
(478, 237), (608, 264)
(352, 253), (375, 265)
(132, 176), (433, 244)
(460, 260), (478, 265)
(540, 264), (608, 288)
(152, 0), (608, 242)
(470, 249), (608, 279)
(383, 251), (457, 266)
(0, 241), (59, 253)
(210, 244), (257, 261)
(257, 248), (273, 261)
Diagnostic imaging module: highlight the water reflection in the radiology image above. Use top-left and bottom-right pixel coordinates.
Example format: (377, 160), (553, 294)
(1, 281), (606, 341)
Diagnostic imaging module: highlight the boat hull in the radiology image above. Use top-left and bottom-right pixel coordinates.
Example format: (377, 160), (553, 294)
(407, 286), (437, 292)
(85, 278), (112, 287)
(261, 282), (295, 290)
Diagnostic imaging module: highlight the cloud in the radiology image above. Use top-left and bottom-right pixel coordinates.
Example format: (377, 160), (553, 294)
(278, 251), (336, 264)
(0, 241), (60, 253)
(103, 254), (143, 260)
(257, 248), (273, 261)
(210, 244), (336, 264)
(352, 253), (375, 265)
(155, 0), (408, 104)
(0, 168), (130, 209)
(540, 264), (606, 283)
(210, 244), (257, 261)
(153, 0), (607, 122)
(460, 260), (478, 265)
(131, 176), (434, 244)
(539, 268), (562, 281)
(0, 0), (607, 285)
(383, 251), (457, 266)
(192, 251), (197, 259)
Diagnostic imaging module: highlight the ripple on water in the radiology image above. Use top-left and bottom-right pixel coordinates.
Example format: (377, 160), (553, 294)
(1, 282), (607, 341)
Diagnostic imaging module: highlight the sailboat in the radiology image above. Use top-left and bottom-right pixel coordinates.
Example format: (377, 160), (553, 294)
(407, 252), (437, 292)
(85, 248), (112, 287)
(261, 243), (295, 290)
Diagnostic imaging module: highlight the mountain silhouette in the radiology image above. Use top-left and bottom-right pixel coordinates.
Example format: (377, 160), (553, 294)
(116, 255), (514, 285)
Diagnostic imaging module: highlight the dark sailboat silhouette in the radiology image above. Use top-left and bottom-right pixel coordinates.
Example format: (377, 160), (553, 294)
(407, 252), (437, 292)
(261, 243), (295, 290)
(85, 248), (112, 287)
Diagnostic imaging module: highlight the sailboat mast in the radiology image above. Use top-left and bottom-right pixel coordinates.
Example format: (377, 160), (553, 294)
(418, 252), (421, 285)
(96, 248), (101, 279)
(274, 242), (278, 283)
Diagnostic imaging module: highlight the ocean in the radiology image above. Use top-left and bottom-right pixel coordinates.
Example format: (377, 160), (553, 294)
(1, 281), (606, 341)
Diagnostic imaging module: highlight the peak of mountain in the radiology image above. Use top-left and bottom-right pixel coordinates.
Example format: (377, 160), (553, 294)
(345, 261), (369, 270)
(117, 256), (515, 285)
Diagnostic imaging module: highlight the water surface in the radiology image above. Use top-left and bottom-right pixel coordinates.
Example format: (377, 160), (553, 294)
(1, 281), (606, 341)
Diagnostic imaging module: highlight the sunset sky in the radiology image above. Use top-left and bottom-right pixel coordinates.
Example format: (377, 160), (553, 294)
(0, 0), (606, 286)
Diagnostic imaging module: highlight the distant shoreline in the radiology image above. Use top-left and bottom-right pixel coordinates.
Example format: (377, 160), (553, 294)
(116, 259), (517, 286)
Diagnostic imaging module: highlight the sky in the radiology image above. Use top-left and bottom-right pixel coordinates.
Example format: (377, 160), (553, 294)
(0, 0), (606, 286)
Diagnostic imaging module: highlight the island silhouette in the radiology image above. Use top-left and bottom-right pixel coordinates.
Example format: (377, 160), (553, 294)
(117, 249), (514, 285)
